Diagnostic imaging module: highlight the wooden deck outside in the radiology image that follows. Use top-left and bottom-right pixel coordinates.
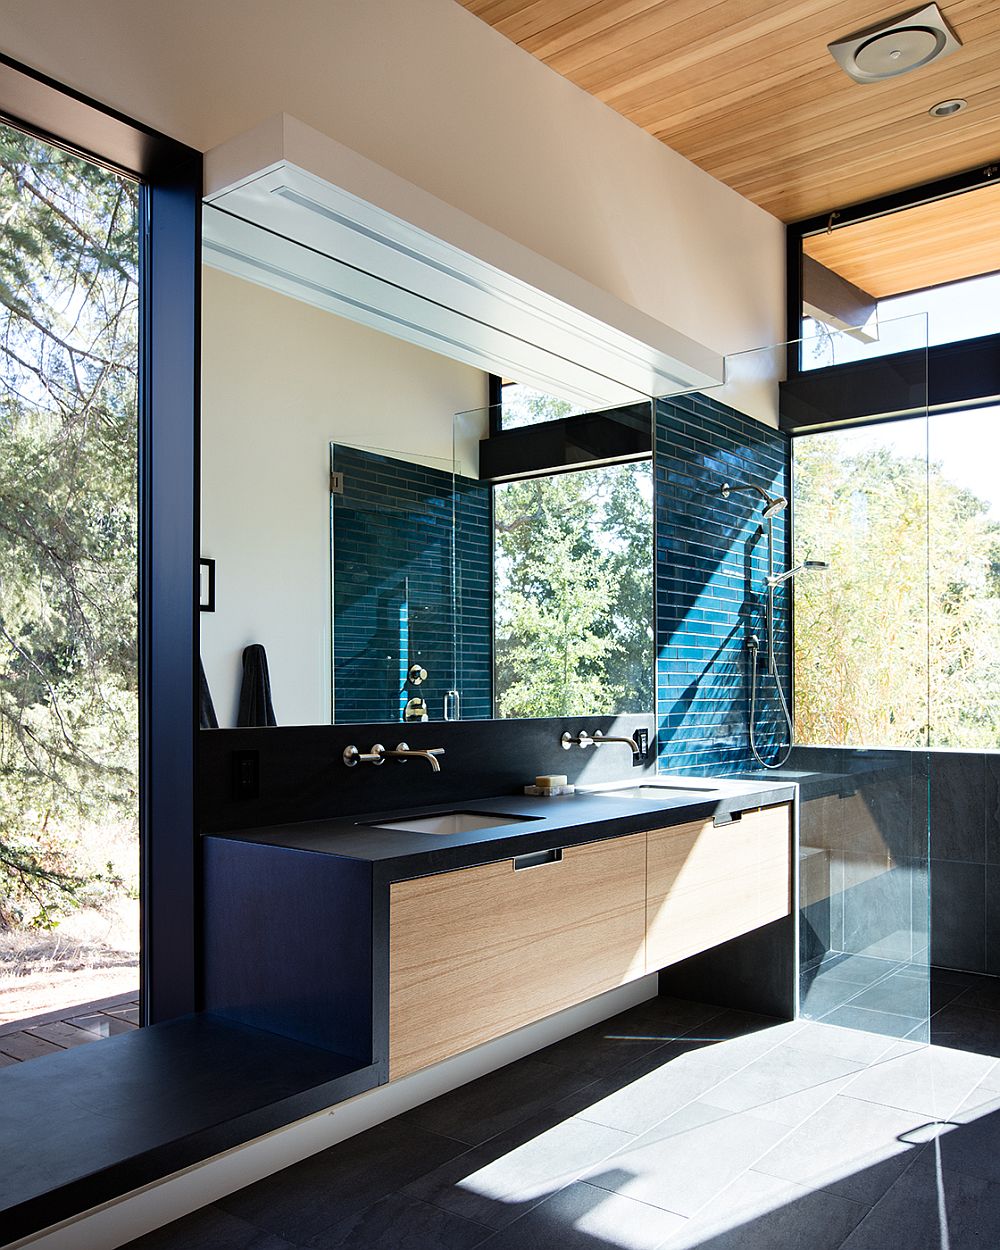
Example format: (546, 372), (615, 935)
(0, 992), (139, 1064)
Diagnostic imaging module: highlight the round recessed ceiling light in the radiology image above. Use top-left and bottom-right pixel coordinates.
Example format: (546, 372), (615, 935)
(929, 98), (968, 117)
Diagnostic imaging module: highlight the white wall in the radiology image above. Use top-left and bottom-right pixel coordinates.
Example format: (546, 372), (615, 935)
(200, 265), (487, 727)
(0, 0), (785, 377)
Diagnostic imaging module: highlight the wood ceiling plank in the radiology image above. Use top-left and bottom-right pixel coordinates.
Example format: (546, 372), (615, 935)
(729, 110), (1000, 203)
(803, 185), (1000, 296)
(521, 0), (672, 60)
(539, 0), (750, 79)
(458, 0), (1000, 221)
(701, 82), (1000, 189)
(661, 42), (1000, 166)
(635, 8), (1000, 140)
(573, 0), (839, 100)
(489, 0), (607, 43)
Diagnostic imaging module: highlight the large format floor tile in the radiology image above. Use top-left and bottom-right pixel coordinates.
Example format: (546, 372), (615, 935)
(124, 976), (1000, 1250)
(400, 1106), (633, 1230)
(663, 1169), (867, 1250)
(752, 1094), (935, 1207)
(582, 1100), (788, 1218)
(839, 1151), (1000, 1250)
(475, 1181), (684, 1250)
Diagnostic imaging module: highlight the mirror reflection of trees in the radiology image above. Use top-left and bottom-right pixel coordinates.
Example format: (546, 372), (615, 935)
(493, 461), (653, 718)
(0, 122), (139, 1009)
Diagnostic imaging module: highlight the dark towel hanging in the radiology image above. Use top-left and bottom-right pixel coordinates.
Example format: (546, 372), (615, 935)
(199, 657), (219, 729)
(237, 643), (277, 727)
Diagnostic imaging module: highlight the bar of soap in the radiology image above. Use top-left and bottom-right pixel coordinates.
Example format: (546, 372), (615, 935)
(535, 774), (567, 788)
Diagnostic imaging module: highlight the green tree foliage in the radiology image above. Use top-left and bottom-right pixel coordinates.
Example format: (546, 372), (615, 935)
(494, 461), (653, 718)
(794, 428), (1000, 749)
(0, 125), (138, 927)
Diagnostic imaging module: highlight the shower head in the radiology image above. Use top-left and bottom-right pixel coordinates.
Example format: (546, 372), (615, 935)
(760, 492), (788, 519)
(802, 560), (830, 572)
(720, 481), (787, 518)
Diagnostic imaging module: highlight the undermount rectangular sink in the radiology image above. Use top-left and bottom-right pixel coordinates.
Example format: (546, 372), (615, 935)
(581, 781), (719, 800)
(366, 810), (540, 836)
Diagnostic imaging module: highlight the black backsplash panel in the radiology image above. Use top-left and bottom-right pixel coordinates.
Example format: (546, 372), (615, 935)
(199, 714), (656, 833)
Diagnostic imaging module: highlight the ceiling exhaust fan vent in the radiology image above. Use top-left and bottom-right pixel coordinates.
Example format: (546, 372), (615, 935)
(828, 3), (961, 84)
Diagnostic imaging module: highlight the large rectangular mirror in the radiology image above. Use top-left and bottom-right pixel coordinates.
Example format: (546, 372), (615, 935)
(200, 204), (657, 728)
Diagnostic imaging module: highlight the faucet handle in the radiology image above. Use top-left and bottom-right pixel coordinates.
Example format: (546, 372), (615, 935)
(343, 744), (385, 767)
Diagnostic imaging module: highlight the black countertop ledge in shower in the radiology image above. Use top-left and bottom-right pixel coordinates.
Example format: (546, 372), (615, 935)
(0, 777), (796, 1247)
(207, 775), (798, 880)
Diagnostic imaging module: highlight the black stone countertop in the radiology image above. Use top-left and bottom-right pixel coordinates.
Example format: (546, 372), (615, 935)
(207, 775), (798, 881)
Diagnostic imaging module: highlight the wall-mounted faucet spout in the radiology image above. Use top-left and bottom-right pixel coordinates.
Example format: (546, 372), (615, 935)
(343, 741), (445, 771)
(561, 730), (640, 754)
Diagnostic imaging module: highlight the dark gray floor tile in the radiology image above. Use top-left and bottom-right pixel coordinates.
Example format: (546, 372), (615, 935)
(839, 1152), (1000, 1250)
(306, 1194), (490, 1249)
(697, 1043), (863, 1123)
(753, 1093), (932, 1207)
(572, 1036), (749, 1136)
(401, 1107), (633, 1230)
(534, 999), (721, 1080)
(677, 1008), (792, 1048)
(932, 859), (987, 973)
(475, 1180), (684, 1250)
(122, 1204), (297, 1249)
(818, 1003), (925, 1040)
(842, 1042), (996, 1120)
(664, 1168), (867, 1250)
(937, 1090), (1000, 1183)
(784, 1020), (912, 1065)
(931, 1003), (1000, 1057)
(401, 1056), (599, 1147)
(800, 976), (865, 1021)
(930, 752), (987, 864)
(582, 1100), (788, 1218)
(804, 954), (901, 988)
(218, 1120), (468, 1243)
(847, 970), (955, 1018)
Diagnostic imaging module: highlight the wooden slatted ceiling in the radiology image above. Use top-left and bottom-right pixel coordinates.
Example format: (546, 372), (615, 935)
(460, 0), (1000, 222)
(804, 182), (1000, 297)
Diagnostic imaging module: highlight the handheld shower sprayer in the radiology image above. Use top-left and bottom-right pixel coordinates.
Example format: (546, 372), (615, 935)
(719, 480), (829, 769)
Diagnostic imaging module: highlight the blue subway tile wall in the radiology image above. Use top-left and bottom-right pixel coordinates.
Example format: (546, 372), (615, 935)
(654, 394), (791, 774)
(331, 446), (492, 723)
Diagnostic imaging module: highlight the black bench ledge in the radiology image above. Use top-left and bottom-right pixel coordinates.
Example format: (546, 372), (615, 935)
(0, 1014), (378, 1246)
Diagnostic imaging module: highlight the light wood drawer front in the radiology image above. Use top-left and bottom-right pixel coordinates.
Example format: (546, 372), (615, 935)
(389, 833), (647, 1080)
(645, 804), (791, 972)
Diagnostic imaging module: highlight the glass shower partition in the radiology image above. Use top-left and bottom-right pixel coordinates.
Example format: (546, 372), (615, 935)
(675, 314), (932, 1042)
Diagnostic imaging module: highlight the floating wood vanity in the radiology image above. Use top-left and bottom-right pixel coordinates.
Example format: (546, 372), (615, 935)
(387, 804), (790, 1079)
(204, 782), (795, 1086)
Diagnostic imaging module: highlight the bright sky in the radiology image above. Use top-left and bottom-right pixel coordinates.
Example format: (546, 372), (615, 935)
(831, 406), (1000, 521)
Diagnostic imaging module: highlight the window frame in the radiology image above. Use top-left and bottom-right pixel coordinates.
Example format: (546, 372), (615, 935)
(0, 54), (202, 1026)
(783, 161), (1000, 432)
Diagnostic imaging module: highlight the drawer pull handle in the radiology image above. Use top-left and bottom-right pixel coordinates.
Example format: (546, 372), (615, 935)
(513, 848), (563, 870)
(713, 811), (743, 827)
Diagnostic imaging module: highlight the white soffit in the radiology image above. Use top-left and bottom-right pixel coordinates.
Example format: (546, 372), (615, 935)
(203, 115), (722, 409)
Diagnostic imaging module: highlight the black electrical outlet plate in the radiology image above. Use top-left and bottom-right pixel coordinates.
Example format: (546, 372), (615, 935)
(232, 750), (260, 800)
(632, 727), (649, 765)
